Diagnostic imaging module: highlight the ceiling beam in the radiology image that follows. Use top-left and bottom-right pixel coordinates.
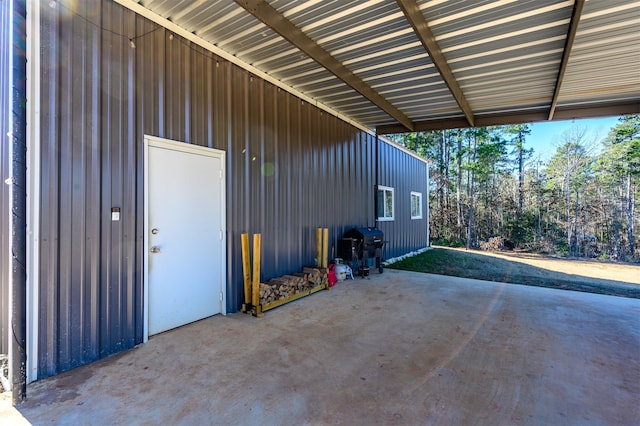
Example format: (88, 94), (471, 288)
(376, 101), (640, 134)
(114, 0), (376, 136)
(396, 0), (475, 128)
(548, 0), (585, 120)
(234, 0), (415, 132)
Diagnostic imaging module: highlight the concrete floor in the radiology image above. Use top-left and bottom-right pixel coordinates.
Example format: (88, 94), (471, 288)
(2, 269), (639, 425)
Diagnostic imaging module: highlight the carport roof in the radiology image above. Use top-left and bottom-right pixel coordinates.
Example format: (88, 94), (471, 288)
(117, 0), (639, 134)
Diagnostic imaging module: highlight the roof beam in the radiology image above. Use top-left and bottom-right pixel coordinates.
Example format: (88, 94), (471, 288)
(548, 0), (585, 120)
(114, 0), (375, 135)
(234, 0), (415, 131)
(376, 101), (640, 134)
(396, 0), (475, 127)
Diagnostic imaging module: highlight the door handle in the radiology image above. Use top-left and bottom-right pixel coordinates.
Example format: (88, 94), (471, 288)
(150, 246), (161, 254)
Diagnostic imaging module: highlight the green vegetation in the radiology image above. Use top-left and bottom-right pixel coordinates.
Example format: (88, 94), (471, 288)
(389, 115), (640, 262)
(389, 247), (485, 276)
(388, 247), (640, 299)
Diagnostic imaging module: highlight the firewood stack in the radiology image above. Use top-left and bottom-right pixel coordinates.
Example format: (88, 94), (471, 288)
(241, 230), (329, 316)
(259, 267), (328, 304)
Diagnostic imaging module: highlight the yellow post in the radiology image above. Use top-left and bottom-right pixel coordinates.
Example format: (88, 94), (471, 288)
(241, 233), (251, 309)
(252, 233), (261, 308)
(316, 227), (322, 267)
(322, 228), (329, 268)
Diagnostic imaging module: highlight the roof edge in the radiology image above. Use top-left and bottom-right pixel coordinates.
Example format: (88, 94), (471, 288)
(378, 136), (430, 165)
(114, 0), (378, 138)
(377, 101), (640, 134)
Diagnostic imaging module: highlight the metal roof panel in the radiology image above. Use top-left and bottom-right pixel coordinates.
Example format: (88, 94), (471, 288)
(558, 0), (640, 108)
(121, 0), (640, 132)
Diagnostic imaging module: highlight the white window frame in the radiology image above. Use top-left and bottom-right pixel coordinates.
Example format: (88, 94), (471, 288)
(377, 185), (395, 221)
(411, 191), (423, 220)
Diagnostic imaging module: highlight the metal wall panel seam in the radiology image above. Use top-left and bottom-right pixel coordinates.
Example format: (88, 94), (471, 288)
(41, 0), (62, 376)
(183, 38), (191, 143)
(57, 0), (74, 370)
(223, 61), (241, 311)
(126, 8), (138, 350)
(87, 0), (101, 365)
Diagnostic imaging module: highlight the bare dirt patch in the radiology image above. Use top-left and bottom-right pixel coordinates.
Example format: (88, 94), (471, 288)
(447, 247), (640, 284)
(388, 246), (640, 299)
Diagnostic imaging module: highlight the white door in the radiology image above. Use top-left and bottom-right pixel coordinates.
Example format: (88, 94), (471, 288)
(144, 136), (226, 338)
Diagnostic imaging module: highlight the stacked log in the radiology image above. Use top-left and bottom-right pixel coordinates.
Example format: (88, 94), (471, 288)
(303, 267), (328, 287)
(259, 267), (328, 305)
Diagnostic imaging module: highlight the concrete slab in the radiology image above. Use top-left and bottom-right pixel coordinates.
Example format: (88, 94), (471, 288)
(2, 270), (639, 425)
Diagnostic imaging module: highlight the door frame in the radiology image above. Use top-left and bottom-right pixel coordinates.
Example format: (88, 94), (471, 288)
(143, 135), (226, 342)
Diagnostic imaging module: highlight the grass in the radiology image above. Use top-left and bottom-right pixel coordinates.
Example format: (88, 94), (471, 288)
(387, 247), (640, 299)
(388, 248), (521, 280)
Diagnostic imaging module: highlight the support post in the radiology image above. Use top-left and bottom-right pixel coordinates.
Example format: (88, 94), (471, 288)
(322, 228), (329, 268)
(251, 234), (262, 316)
(316, 227), (322, 267)
(240, 233), (251, 311)
(9, 0), (28, 404)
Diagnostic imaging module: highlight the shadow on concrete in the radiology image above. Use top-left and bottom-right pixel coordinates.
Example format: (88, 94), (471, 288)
(2, 270), (640, 425)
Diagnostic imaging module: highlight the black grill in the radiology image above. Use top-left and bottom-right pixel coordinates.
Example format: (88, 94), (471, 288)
(338, 227), (384, 276)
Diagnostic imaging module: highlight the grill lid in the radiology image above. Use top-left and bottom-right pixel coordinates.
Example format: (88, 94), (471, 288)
(343, 227), (383, 246)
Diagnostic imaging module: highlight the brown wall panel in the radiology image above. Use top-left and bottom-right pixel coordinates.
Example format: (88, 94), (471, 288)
(34, 0), (390, 378)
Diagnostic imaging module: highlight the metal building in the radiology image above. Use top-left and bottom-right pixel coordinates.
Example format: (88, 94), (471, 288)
(1, 0), (638, 397)
(0, 0), (429, 383)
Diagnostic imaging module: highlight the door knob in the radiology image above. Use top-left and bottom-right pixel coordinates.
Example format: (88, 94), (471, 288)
(150, 246), (161, 254)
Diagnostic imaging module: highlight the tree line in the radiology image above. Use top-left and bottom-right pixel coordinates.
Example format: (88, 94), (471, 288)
(388, 115), (639, 262)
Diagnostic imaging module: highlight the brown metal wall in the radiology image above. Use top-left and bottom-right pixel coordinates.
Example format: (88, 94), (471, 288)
(377, 141), (429, 259)
(36, 0), (379, 378)
(0, 0), (11, 356)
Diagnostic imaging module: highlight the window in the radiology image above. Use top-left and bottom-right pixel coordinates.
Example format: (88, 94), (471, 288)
(411, 191), (423, 219)
(377, 186), (394, 221)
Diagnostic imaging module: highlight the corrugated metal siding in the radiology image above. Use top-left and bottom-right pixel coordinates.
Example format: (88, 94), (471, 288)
(270, 0), (460, 124)
(377, 140), (429, 259)
(124, 0), (640, 129)
(124, 0), (640, 132)
(0, 0), (11, 356)
(558, 0), (640, 107)
(421, 0), (573, 114)
(155, 0), (391, 129)
(38, 0), (136, 375)
(36, 0), (384, 378)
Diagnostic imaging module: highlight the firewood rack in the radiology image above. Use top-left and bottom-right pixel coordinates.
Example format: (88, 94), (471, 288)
(240, 230), (330, 317)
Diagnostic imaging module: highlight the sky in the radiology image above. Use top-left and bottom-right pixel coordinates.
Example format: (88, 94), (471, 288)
(526, 115), (622, 162)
